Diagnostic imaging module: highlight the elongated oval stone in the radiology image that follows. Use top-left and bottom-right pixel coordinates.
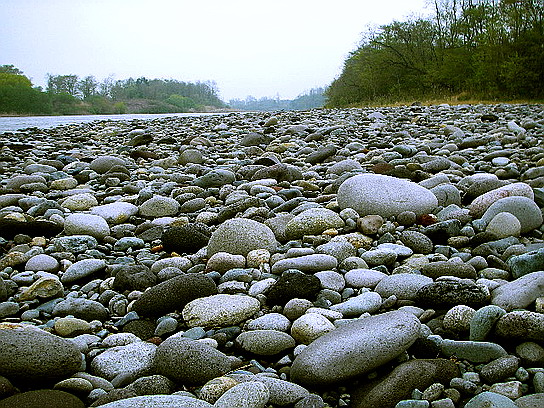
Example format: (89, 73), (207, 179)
(290, 310), (421, 386)
(337, 174), (438, 218)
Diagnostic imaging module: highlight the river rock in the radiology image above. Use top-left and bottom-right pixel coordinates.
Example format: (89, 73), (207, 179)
(0, 280), (7, 302)
(0, 389), (85, 408)
(480, 355), (520, 383)
(0, 323), (82, 382)
(290, 310), (421, 386)
(139, 195), (180, 217)
(479, 196), (543, 234)
(337, 174), (438, 218)
(131, 273), (217, 317)
(235, 330), (296, 355)
(415, 280), (490, 308)
(326, 158), (362, 175)
(251, 376), (310, 406)
(89, 155), (125, 174)
(5, 175), (47, 192)
(193, 169), (236, 188)
(52, 297), (109, 321)
(52, 235), (98, 253)
(270, 254), (338, 274)
(61, 193), (98, 211)
(290, 313), (336, 344)
(507, 248), (544, 279)
(439, 339), (507, 363)
(469, 305), (507, 341)
(247, 313), (291, 331)
(91, 341), (156, 381)
(485, 212), (522, 238)
(400, 230), (434, 254)
(207, 218), (277, 257)
(330, 291), (382, 316)
(24, 253), (59, 272)
(112, 264), (156, 292)
(491, 271), (544, 310)
(182, 294), (260, 328)
(464, 391), (518, 408)
(61, 259), (106, 284)
(351, 359), (459, 408)
(284, 207), (345, 239)
(64, 213), (110, 239)
(469, 182), (534, 218)
(91, 202), (139, 224)
(495, 311), (544, 340)
(515, 394), (544, 408)
(266, 270), (322, 305)
(161, 223), (211, 254)
(214, 381), (270, 408)
(154, 337), (238, 384)
(178, 148), (204, 165)
(420, 261), (477, 280)
(97, 395), (214, 408)
(374, 273), (433, 301)
(344, 269), (387, 289)
(19, 276), (64, 301)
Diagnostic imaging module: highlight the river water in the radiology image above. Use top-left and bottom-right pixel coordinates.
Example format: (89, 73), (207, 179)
(0, 112), (224, 133)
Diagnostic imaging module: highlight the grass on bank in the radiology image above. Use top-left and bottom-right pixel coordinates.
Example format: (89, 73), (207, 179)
(331, 93), (544, 109)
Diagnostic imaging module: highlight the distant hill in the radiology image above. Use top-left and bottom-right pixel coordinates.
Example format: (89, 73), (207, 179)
(229, 88), (326, 111)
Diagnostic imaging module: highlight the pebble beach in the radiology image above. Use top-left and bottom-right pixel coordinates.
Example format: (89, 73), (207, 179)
(0, 104), (543, 408)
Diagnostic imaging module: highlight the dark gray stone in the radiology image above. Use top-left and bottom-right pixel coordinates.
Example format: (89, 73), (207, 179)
(52, 297), (109, 321)
(161, 223), (211, 254)
(0, 325), (82, 383)
(290, 311), (421, 386)
(0, 390), (85, 408)
(351, 359), (459, 408)
(266, 270), (321, 306)
(154, 337), (238, 385)
(131, 273), (217, 317)
(415, 281), (489, 309)
(112, 265), (157, 292)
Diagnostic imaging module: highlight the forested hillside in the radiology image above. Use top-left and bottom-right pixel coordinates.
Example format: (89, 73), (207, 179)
(0, 66), (226, 115)
(229, 88), (326, 111)
(326, 0), (544, 106)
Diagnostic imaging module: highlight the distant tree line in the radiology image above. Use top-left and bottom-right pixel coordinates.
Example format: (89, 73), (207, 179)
(229, 88), (326, 111)
(0, 66), (226, 115)
(326, 0), (544, 106)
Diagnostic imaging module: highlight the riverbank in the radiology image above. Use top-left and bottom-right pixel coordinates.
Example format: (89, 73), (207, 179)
(0, 105), (543, 408)
(0, 112), (231, 133)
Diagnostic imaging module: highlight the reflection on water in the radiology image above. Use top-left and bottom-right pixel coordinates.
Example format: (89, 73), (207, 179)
(0, 112), (223, 133)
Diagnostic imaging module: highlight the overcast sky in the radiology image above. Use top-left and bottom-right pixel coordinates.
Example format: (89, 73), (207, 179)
(1, 0), (429, 101)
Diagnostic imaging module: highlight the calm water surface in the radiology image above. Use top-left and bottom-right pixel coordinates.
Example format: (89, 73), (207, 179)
(0, 112), (223, 133)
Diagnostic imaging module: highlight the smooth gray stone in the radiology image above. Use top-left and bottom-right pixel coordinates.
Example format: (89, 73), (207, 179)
(0, 324), (82, 382)
(154, 337), (237, 384)
(271, 254), (338, 274)
(469, 305), (507, 341)
(507, 249), (544, 279)
(290, 310), (421, 386)
(464, 391), (517, 408)
(235, 330), (296, 355)
(337, 174), (438, 217)
(439, 339), (507, 363)
(91, 342), (157, 381)
(98, 395), (213, 408)
(491, 271), (544, 311)
(61, 259), (106, 284)
(374, 273), (433, 301)
(480, 196), (543, 234)
(207, 218), (277, 257)
(214, 381), (269, 408)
